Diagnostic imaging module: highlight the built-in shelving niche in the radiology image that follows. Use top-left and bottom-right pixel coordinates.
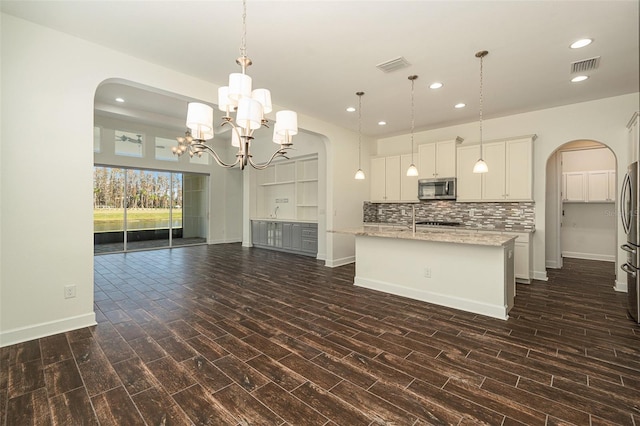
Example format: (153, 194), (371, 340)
(252, 155), (318, 222)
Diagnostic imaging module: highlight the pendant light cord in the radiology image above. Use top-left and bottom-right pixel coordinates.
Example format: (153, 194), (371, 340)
(479, 53), (484, 157)
(358, 94), (363, 169)
(410, 76), (416, 162)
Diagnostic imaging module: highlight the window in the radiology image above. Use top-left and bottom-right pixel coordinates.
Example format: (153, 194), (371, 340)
(155, 137), (178, 161)
(115, 130), (144, 158)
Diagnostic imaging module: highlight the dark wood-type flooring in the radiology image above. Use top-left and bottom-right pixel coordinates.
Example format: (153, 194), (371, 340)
(1, 245), (639, 425)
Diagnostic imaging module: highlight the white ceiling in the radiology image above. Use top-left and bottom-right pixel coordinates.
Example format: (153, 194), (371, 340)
(2, 1), (638, 138)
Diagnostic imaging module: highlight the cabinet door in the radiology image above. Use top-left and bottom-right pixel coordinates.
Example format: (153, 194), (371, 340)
(564, 172), (586, 201)
(587, 171), (609, 202)
(281, 222), (292, 248)
(291, 223), (302, 250)
(400, 154), (419, 201)
(436, 140), (457, 177)
(505, 138), (532, 200)
(370, 157), (387, 201)
(258, 221), (268, 245)
(482, 142), (506, 200)
(418, 143), (437, 179)
(385, 156), (401, 201)
(456, 145), (482, 201)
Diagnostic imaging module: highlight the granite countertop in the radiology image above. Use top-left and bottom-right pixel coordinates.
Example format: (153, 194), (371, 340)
(363, 222), (535, 234)
(251, 218), (318, 224)
(332, 225), (517, 247)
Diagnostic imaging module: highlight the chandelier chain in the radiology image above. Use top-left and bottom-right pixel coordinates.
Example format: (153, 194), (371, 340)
(240, 0), (247, 58)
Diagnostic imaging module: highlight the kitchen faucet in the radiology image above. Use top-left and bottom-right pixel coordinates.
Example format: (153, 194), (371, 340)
(274, 205), (279, 219)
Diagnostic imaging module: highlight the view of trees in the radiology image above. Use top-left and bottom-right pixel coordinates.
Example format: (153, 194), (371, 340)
(93, 167), (183, 209)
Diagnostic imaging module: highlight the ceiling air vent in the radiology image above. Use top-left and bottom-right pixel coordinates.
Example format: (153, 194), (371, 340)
(570, 56), (600, 74)
(376, 57), (411, 73)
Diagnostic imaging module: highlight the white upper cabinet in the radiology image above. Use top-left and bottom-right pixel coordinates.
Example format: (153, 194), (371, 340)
(370, 155), (401, 202)
(562, 170), (615, 202)
(457, 135), (535, 202)
(418, 137), (462, 179)
(456, 145), (482, 201)
(400, 154), (419, 201)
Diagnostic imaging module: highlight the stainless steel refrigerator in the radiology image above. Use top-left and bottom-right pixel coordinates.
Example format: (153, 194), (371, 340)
(621, 161), (639, 323)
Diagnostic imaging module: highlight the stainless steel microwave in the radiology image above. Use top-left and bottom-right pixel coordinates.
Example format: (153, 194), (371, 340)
(418, 178), (456, 200)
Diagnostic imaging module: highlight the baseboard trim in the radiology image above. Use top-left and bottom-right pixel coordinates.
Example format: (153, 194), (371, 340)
(355, 277), (508, 320)
(546, 260), (560, 269)
(562, 251), (615, 262)
(614, 280), (628, 293)
(0, 312), (96, 348)
(209, 238), (243, 245)
(325, 256), (355, 268)
(533, 270), (548, 281)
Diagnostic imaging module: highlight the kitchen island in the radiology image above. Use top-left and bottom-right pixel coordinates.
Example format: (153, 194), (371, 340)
(334, 225), (517, 320)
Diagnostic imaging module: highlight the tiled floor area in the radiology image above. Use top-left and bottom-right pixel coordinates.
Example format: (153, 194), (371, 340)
(1, 245), (639, 425)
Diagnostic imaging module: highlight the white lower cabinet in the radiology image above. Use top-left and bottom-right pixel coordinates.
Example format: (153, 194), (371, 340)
(512, 232), (532, 283)
(478, 230), (532, 283)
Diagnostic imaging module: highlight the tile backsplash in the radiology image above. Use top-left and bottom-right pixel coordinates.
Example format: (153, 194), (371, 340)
(364, 201), (535, 231)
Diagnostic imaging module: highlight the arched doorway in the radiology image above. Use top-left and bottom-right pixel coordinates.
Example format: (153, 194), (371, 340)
(545, 140), (618, 271)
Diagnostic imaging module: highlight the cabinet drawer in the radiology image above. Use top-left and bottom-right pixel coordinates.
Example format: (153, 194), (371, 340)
(302, 228), (317, 237)
(301, 238), (317, 253)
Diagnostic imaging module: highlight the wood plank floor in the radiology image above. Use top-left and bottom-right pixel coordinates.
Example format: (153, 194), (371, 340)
(1, 245), (638, 425)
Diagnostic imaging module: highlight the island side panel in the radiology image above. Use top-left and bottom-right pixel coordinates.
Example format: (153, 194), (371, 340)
(354, 235), (515, 320)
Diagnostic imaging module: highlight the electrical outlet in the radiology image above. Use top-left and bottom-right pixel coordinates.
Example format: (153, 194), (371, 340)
(424, 267), (431, 278)
(401, 209), (406, 216)
(469, 209), (475, 217)
(64, 285), (76, 299)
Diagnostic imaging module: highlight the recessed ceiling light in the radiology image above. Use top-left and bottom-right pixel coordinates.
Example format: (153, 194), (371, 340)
(571, 75), (589, 82)
(115, 97), (125, 103)
(570, 39), (593, 49)
(454, 103), (466, 109)
(429, 82), (443, 89)
(378, 121), (387, 126)
(346, 106), (356, 112)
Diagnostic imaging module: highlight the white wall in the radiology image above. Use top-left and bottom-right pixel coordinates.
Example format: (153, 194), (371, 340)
(562, 147), (616, 172)
(0, 13), (370, 346)
(562, 203), (617, 262)
(377, 92), (639, 285)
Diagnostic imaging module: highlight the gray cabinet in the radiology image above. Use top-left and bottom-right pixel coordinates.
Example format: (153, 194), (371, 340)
(251, 220), (317, 257)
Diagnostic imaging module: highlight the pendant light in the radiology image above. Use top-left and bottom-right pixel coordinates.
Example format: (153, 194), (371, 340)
(473, 50), (489, 174)
(354, 91), (366, 180)
(406, 75), (419, 177)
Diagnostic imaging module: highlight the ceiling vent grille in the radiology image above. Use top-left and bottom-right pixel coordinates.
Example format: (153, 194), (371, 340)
(571, 56), (600, 73)
(376, 57), (411, 73)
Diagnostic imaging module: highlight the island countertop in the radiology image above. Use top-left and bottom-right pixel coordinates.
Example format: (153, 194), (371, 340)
(332, 225), (516, 247)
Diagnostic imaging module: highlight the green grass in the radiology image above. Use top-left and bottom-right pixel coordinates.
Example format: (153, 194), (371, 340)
(94, 208), (182, 222)
(94, 208), (183, 232)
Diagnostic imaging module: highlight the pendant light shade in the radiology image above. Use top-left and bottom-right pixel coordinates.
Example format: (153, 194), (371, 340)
(355, 169), (365, 180)
(406, 164), (419, 177)
(228, 72), (252, 101)
(236, 98), (263, 130)
(186, 102), (214, 140)
(473, 50), (489, 174)
(473, 158), (488, 173)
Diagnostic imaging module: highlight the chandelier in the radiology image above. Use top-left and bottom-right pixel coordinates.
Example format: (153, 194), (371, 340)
(173, 0), (298, 170)
(473, 50), (489, 174)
